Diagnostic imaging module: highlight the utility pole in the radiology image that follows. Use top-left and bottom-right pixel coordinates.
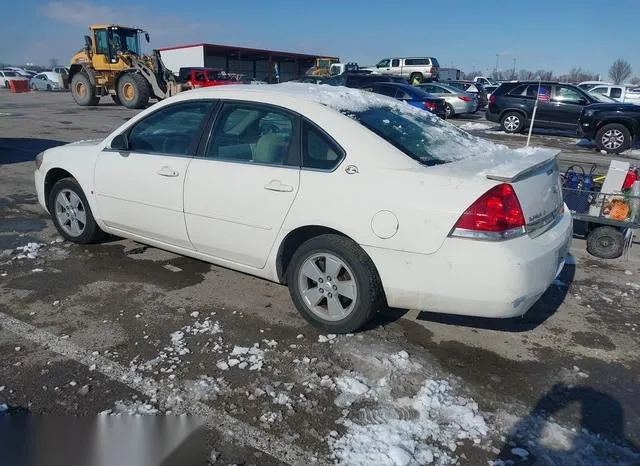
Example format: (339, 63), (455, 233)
(495, 53), (499, 75)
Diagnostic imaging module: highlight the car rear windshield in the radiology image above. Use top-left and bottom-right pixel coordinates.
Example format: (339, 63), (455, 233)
(340, 106), (484, 166)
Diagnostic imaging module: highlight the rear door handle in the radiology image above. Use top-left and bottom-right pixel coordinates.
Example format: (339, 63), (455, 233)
(264, 180), (293, 192)
(157, 166), (179, 177)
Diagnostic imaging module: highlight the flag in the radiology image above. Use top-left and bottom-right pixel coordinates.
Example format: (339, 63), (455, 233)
(537, 86), (551, 103)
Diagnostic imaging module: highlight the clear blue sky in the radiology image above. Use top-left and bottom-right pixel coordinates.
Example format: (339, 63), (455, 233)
(2, 0), (639, 78)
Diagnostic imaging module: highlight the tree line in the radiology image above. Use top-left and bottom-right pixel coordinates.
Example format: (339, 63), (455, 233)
(462, 59), (638, 85)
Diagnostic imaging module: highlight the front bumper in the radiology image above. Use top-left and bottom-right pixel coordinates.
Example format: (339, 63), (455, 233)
(365, 209), (573, 318)
(34, 169), (48, 213)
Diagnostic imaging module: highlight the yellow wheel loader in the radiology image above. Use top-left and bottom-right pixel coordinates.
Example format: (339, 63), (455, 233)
(69, 25), (187, 109)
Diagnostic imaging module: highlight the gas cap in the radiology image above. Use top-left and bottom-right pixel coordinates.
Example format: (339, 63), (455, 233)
(371, 210), (399, 239)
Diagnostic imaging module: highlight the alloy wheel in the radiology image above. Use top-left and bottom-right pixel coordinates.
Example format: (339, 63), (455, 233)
(601, 129), (624, 150)
(54, 189), (87, 237)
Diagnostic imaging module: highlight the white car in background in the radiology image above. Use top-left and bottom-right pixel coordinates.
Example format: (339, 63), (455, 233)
(34, 84), (572, 333)
(588, 84), (640, 102)
(0, 69), (29, 88)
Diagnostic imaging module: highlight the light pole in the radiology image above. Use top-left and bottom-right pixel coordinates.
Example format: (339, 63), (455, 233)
(495, 53), (499, 76)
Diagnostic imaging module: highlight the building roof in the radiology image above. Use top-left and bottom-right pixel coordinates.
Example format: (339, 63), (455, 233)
(157, 43), (338, 61)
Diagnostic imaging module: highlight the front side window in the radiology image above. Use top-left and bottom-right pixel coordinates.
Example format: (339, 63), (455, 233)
(590, 86), (607, 95)
(391, 59), (400, 67)
(302, 121), (343, 170)
(554, 86), (583, 104)
(127, 101), (212, 155)
(377, 59), (390, 68)
(206, 103), (297, 166)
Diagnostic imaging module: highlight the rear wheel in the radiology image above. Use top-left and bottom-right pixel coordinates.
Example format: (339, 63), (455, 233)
(117, 73), (150, 109)
(445, 103), (455, 118)
(111, 95), (122, 105)
(287, 234), (384, 333)
(587, 226), (624, 259)
(71, 71), (99, 106)
(409, 73), (423, 84)
(595, 123), (631, 154)
(30, 82), (37, 90)
(501, 111), (524, 133)
(46, 84), (52, 91)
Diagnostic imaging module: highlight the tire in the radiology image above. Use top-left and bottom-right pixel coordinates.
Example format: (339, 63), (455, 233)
(111, 95), (122, 105)
(595, 123), (631, 154)
(31, 83), (37, 90)
(501, 111), (524, 133)
(46, 84), (52, 91)
(445, 103), (455, 118)
(586, 226), (624, 259)
(48, 178), (103, 244)
(117, 73), (150, 109)
(71, 71), (99, 106)
(287, 234), (384, 333)
(409, 73), (423, 84)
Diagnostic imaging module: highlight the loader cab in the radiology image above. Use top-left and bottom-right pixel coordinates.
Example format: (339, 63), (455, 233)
(90, 25), (146, 69)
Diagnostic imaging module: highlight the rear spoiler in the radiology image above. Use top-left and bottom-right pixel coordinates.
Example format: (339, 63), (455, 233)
(483, 150), (560, 183)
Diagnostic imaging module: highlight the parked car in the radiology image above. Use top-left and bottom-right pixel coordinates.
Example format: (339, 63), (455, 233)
(51, 66), (70, 75)
(486, 81), (599, 133)
(359, 82), (447, 118)
(578, 102), (640, 154)
(437, 68), (461, 81)
(324, 72), (408, 88)
(441, 81), (488, 109)
(588, 84), (640, 103)
(474, 76), (498, 87)
(30, 72), (64, 91)
(33, 83), (572, 333)
(577, 81), (612, 91)
(177, 67), (243, 88)
(484, 84), (500, 97)
(363, 57), (440, 83)
(0, 70), (28, 88)
(416, 82), (477, 118)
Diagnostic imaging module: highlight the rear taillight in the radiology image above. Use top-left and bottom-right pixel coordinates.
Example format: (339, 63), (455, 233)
(424, 101), (437, 111)
(458, 96), (472, 102)
(450, 184), (526, 240)
(489, 95), (496, 104)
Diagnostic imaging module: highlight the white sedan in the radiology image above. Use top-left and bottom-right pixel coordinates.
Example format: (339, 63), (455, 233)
(34, 84), (572, 333)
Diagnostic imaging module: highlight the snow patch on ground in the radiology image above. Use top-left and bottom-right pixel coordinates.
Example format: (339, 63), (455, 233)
(458, 122), (492, 131)
(12, 243), (45, 260)
(101, 400), (159, 415)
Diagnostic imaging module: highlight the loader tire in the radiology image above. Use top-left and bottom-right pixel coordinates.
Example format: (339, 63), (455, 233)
(71, 71), (99, 106)
(117, 73), (150, 109)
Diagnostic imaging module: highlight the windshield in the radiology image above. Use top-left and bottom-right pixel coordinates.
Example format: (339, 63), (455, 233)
(108, 28), (141, 54)
(341, 106), (489, 166)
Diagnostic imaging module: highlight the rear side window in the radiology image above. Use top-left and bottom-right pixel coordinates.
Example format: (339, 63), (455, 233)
(507, 84), (528, 96)
(302, 120), (344, 170)
(404, 58), (431, 66)
(430, 57), (440, 67)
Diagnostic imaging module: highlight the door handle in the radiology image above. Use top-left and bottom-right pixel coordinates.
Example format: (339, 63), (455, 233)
(264, 180), (293, 192)
(157, 166), (179, 177)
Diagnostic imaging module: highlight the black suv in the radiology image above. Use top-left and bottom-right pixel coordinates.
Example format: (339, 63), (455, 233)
(324, 72), (408, 88)
(486, 81), (599, 133)
(579, 102), (640, 154)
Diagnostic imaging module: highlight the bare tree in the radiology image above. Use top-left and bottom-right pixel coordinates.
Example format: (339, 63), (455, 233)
(629, 76), (640, 85)
(608, 59), (632, 84)
(567, 67), (598, 83)
(49, 58), (59, 68)
(518, 69), (535, 80)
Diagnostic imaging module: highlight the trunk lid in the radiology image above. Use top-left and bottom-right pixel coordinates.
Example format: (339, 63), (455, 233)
(482, 150), (563, 232)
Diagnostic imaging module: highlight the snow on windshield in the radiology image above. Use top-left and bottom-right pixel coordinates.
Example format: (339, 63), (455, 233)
(273, 83), (539, 165)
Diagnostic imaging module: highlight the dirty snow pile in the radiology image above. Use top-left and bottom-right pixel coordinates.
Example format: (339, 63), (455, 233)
(328, 351), (488, 466)
(458, 122), (492, 131)
(12, 243), (45, 260)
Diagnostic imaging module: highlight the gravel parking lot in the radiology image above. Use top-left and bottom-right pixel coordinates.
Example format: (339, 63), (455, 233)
(1, 90), (639, 465)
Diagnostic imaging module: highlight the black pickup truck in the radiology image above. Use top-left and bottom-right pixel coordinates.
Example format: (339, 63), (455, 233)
(578, 103), (640, 154)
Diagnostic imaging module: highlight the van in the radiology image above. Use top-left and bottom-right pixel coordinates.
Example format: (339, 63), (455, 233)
(364, 57), (440, 83)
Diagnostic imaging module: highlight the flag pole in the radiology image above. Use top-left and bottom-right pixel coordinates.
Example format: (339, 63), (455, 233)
(526, 78), (541, 147)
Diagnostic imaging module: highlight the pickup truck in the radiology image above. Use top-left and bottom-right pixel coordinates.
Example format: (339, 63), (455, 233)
(363, 57), (439, 83)
(177, 67), (243, 88)
(578, 102), (640, 154)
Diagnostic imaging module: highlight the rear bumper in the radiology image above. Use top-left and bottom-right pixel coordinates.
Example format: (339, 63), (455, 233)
(485, 109), (500, 123)
(366, 208), (573, 318)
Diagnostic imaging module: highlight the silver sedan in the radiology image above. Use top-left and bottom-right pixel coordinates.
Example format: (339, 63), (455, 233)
(416, 83), (477, 118)
(30, 72), (63, 91)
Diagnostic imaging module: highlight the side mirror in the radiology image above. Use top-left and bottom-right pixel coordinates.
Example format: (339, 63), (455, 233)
(110, 133), (129, 151)
(84, 35), (92, 50)
(145, 33), (150, 43)
(578, 97), (589, 105)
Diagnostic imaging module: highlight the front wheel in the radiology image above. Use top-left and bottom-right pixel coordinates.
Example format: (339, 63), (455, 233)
(595, 123), (631, 154)
(287, 234), (384, 333)
(48, 178), (103, 244)
(409, 73), (423, 84)
(71, 71), (99, 106)
(445, 103), (455, 118)
(117, 73), (150, 109)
